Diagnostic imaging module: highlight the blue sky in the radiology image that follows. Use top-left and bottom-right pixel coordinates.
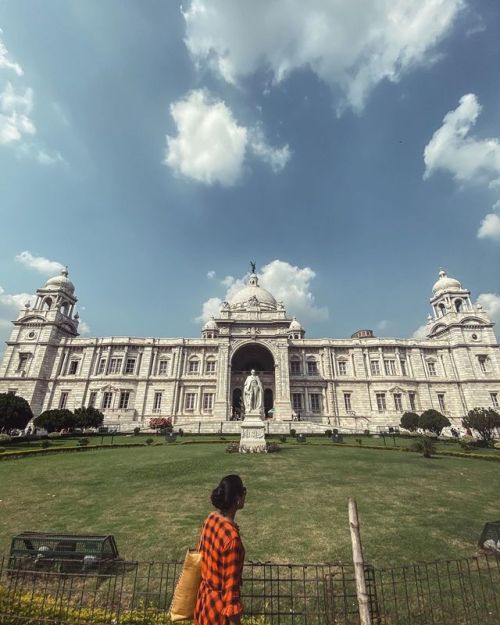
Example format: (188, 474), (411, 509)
(0, 0), (499, 351)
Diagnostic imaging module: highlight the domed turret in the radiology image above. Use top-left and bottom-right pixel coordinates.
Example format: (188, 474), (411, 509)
(44, 268), (75, 295)
(202, 316), (218, 338)
(432, 270), (461, 295)
(229, 273), (277, 311)
(288, 317), (304, 339)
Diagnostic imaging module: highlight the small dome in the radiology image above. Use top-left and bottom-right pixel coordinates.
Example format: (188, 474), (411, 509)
(289, 317), (303, 331)
(44, 268), (75, 294)
(203, 317), (218, 331)
(229, 273), (277, 310)
(432, 270), (461, 295)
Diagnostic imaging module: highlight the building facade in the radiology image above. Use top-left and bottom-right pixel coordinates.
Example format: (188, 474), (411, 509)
(0, 268), (499, 430)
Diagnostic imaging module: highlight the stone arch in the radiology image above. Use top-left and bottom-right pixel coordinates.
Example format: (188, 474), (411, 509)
(230, 341), (275, 373)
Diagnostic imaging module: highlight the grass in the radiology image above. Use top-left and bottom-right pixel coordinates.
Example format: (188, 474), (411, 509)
(0, 442), (497, 566)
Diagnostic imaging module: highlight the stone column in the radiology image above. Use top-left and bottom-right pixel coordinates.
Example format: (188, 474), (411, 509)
(273, 340), (292, 419)
(213, 340), (230, 420)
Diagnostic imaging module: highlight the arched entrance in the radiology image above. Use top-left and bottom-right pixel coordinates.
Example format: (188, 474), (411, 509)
(231, 343), (275, 418)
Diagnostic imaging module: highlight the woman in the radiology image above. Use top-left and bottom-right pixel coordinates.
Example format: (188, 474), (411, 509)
(194, 475), (246, 625)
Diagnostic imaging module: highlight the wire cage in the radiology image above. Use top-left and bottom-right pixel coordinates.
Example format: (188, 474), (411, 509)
(8, 532), (120, 574)
(478, 521), (500, 554)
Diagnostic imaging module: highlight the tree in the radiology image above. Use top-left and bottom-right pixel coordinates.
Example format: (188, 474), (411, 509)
(0, 392), (33, 432)
(462, 407), (500, 444)
(418, 409), (450, 436)
(74, 406), (104, 429)
(400, 411), (420, 432)
(34, 409), (75, 433)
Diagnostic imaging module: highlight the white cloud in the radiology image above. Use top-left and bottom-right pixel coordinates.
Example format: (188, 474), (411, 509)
(78, 320), (91, 335)
(412, 323), (429, 339)
(196, 259), (328, 323)
(15, 251), (64, 275)
(0, 286), (33, 310)
(0, 33), (23, 76)
(424, 94), (500, 185)
(207, 270), (216, 279)
(477, 293), (500, 326)
(165, 89), (290, 185)
(0, 82), (35, 145)
(477, 213), (500, 242)
(183, 0), (463, 111)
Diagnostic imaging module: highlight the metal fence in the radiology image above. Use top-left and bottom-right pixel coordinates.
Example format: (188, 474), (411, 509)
(0, 553), (498, 625)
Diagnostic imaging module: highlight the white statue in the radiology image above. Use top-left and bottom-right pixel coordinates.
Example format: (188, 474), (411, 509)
(243, 369), (263, 414)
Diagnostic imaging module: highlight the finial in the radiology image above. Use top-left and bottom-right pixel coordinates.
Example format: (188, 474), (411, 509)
(74, 312), (80, 319)
(250, 260), (256, 274)
(438, 268), (446, 278)
(25, 301), (30, 309)
(62, 266), (69, 277)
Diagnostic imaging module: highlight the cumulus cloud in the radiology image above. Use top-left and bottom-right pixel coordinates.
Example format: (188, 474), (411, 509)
(477, 213), (500, 242)
(424, 94), (500, 185)
(0, 286), (33, 310)
(412, 324), (429, 340)
(78, 320), (91, 335)
(183, 0), (463, 111)
(0, 285), (33, 346)
(477, 293), (500, 326)
(165, 89), (290, 185)
(0, 32), (23, 76)
(196, 259), (328, 323)
(0, 82), (35, 145)
(15, 251), (64, 275)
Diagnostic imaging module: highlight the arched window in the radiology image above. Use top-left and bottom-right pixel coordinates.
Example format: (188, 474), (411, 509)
(158, 359), (169, 375)
(438, 303), (446, 316)
(205, 359), (216, 374)
(42, 297), (52, 311)
(454, 299), (463, 313)
(188, 357), (200, 374)
(307, 358), (318, 376)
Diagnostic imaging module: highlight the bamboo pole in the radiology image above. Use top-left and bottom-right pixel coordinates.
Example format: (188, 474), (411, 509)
(348, 497), (372, 625)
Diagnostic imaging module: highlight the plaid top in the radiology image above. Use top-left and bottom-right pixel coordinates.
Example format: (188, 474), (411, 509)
(194, 511), (245, 625)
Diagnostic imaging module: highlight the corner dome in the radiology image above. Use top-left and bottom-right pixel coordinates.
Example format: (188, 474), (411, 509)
(432, 270), (461, 295)
(203, 317), (218, 331)
(44, 268), (75, 294)
(229, 273), (277, 310)
(289, 317), (303, 331)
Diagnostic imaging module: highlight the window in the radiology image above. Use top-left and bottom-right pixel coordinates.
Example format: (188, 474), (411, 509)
(344, 393), (352, 412)
(491, 393), (499, 409)
(370, 360), (380, 376)
(59, 392), (69, 409)
(310, 393), (321, 412)
(307, 360), (318, 375)
(68, 360), (78, 375)
(109, 358), (122, 374)
(153, 392), (162, 412)
(290, 360), (301, 375)
(188, 360), (199, 374)
(409, 392), (417, 412)
(185, 393), (196, 410)
(203, 393), (214, 410)
(88, 391), (97, 408)
(158, 360), (169, 375)
(17, 353), (30, 372)
(376, 393), (386, 413)
(478, 355), (490, 373)
(292, 393), (303, 411)
(384, 359), (396, 375)
(206, 360), (216, 374)
(400, 360), (407, 376)
(393, 393), (403, 412)
(338, 360), (347, 376)
(97, 358), (106, 375)
(119, 391), (130, 409)
(102, 392), (113, 409)
(427, 361), (437, 377)
(437, 393), (446, 413)
(125, 358), (136, 374)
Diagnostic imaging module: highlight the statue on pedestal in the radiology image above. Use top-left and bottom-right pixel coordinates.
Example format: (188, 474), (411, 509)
(243, 369), (263, 415)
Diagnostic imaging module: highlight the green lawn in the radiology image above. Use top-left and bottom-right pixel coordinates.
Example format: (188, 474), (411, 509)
(0, 443), (497, 566)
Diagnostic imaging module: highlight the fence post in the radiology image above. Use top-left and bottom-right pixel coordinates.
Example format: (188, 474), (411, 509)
(348, 497), (372, 625)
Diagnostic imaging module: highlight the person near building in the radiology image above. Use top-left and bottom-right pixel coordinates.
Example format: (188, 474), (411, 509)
(194, 475), (246, 625)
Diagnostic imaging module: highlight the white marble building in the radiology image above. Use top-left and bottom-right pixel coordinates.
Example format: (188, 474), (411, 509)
(0, 267), (498, 430)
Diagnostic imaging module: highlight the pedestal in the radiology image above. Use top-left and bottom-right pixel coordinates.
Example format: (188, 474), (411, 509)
(239, 412), (267, 453)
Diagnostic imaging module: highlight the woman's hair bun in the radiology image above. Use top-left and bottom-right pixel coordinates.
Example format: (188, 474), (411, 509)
(211, 475), (244, 511)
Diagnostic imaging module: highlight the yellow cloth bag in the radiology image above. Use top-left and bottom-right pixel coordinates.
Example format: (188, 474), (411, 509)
(170, 549), (202, 622)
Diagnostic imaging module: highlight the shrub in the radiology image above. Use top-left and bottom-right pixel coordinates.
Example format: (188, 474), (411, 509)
(400, 411), (420, 432)
(266, 442), (281, 453)
(0, 447), (5, 453)
(47, 432), (62, 438)
(133, 427), (141, 435)
(325, 429), (332, 438)
(0, 433), (12, 443)
(73, 406), (104, 429)
(0, 392), (33, 432)
(279, 435), (287, 443)
(412, 436), (436, 458)
(290, 428), (296, 437)
(34, 409), (75, 433)
(225, 442), (240, 453)
(149, 417), (172, 432)
(40, 440), (51, 449)
(418, 409), (450, 436)
(355, 438), (363, 446)
(462, 407), (500, 444)
(145, 438), (154, 446)
(77, 438), (89, 447)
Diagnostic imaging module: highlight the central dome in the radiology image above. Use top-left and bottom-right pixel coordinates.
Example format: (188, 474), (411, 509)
(229, 273), (277, 310)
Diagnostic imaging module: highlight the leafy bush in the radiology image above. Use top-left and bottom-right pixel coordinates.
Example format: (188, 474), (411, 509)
(412, 436), (436, 458)
(400, 411), (420, 432)
(0, 392), (33, 432)
(226, 442), (240, 453)
(462, 407), (500, 444)
(73, 406), (104, 429)
(279, 435), (287, 443)
(325, 429), (332, 438)
(149, 417), (172, 432)
(290, 428), (296, 437)
(133, 427), (140, 435)
(266, 442), (281, 453)
(418, 409), (450, 436)
(34, 409), (75, 433)
(145, 437), (154, 446)
(40, 440), (51, 449)
(77, 438), (89, 447)
(0, 433), (12, 443)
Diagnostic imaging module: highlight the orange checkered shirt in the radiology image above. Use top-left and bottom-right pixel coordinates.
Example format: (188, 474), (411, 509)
(194, 511), (245, 625)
